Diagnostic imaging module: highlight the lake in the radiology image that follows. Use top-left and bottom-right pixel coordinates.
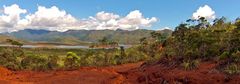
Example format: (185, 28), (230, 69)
(0, 44), (132, 49)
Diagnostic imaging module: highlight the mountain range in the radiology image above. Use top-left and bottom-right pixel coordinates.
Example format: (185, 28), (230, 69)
(2, 29), (172, 45)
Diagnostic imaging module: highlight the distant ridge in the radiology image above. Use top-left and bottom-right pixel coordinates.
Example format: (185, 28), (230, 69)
(4, 29), (172, 45)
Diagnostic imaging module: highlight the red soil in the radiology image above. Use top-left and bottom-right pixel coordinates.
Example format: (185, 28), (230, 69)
(124, 61), (240, 84)
(0, 61), (240, 84)
(0, 62), (142, 84)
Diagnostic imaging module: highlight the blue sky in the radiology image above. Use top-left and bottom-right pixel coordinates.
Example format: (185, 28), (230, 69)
(0, 0), (240, 32)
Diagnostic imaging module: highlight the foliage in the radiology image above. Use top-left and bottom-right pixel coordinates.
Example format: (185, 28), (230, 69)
(224, 64), (240, 75)
(64, 52), (81, 69)
(21, 54), (49, 71)
(219, 51), (230, 60)
(182, 60), (199, 70)
(9, 29), (168, 44)
(6, 39), (23, 48)
(90, 37), (119, 48)
(134, 17), (240, 73)
(232, 51), (240, 62)
(1, 16), (240, 74)
(0, 44), (154, 71)
(0, 48), (23, 70)
(48, 55), (60, 70)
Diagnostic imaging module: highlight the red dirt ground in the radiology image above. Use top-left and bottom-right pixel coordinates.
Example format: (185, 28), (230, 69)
(124, 61), (240, 84)
(0, 62), (142, 84)
(0, 61), (240, 84)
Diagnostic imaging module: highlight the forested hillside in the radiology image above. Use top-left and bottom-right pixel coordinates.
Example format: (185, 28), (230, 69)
(6, 29), (172, 44)
(139, 17), (240, 74)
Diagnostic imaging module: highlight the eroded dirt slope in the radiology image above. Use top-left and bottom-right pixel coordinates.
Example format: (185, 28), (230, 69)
(124, 61), (240, 84)
(1, 61), (240, 84)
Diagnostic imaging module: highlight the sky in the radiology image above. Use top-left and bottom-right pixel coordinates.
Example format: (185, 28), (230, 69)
(0, 0), (240, 32)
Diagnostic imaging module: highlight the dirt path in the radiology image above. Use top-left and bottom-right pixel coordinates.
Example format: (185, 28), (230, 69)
(0, 62), (143, 84)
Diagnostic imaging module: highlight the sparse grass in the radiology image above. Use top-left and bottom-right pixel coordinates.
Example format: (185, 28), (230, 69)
(224, 64), (240, 75)
(182, 60), (199, 70)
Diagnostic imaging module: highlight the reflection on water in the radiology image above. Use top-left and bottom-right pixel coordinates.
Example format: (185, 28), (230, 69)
(0, 44), (132, 49)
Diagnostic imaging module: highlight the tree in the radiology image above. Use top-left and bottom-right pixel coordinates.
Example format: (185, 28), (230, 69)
(6, 39), (23, 48)
(139, 37), (148, 45)
(98, 37), (109, 45)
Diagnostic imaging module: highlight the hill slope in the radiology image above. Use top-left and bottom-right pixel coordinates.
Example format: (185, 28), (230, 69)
(0, 35), (27, 44)
(6, 29), (172, 44)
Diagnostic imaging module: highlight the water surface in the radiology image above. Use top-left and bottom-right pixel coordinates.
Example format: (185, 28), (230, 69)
(0, 44), (131, 49)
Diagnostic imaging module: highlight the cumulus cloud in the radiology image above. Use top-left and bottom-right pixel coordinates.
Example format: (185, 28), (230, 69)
(0, 4), (27, 32)
(192, 5), (216, 20)
(23, 6), (78, 31)
(96, 11), (119, 21)
(87, 10), (158, 30)
(118, 10), (157, 30)
(0, 4), (158, 33)
(157, 27), (172, 31)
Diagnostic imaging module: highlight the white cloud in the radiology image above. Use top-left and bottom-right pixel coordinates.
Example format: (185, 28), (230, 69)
(157, 27), (172, 31)
(0, 4), (158, 33)
(22, 6), (78, 31)
(96, 11), (119, 21)
(0, 4), (27, 32)
(88, 10), (158, 30)
(192, 5), (216, 20)
(118, 10), (157, 30)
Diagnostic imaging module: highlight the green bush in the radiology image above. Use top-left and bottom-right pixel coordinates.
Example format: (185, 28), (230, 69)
(84, 56), (95, 66)
(0, 48), (22, 70)
(21, 54), (49, 71)
(219, 51), (230, 60)
(232, 51), (240, 62)
(64, 52), (81, 69)
(48, 55), (60, 70)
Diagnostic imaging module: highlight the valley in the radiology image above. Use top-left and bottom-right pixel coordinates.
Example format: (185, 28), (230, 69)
(0, 1), (240, 84)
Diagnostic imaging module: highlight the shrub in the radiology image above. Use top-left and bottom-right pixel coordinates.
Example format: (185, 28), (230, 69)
(219, 51), (230, 60)
(64, 52), (81, 69)
(47, 55), (60, 70)
(224, 64), (240, 75)
(4, 62), (21, 70)
(114, 55), (122, 64)
(84, 56), (95, 66)
(232, 51), (240, 62)
(126, 47), (148, 63)
(0, 48), (22, 70)
(21, 54), (49, 71)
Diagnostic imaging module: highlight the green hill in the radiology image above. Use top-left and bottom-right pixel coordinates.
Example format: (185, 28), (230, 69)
(6, 29), (172, 45)
(0, 35), (27, 44)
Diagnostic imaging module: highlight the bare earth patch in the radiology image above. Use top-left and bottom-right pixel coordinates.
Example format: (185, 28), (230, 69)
(1, 61), (240, 84)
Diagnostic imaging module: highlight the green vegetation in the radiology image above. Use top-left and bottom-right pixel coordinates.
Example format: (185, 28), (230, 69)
(1, 17), (240, 76)
(224, 64), (240, 75)
(89, 37), (119, 48)
(0, 39), (153, 71)
(182, 60), (199, 70)
(0, 35), (27, 44)
(9, 29), (172, 44)
(64, 52), (81, 69)
(134, 17), (240, 74)
(6, 39), (23, 47)
(140, 17), (240, 73)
